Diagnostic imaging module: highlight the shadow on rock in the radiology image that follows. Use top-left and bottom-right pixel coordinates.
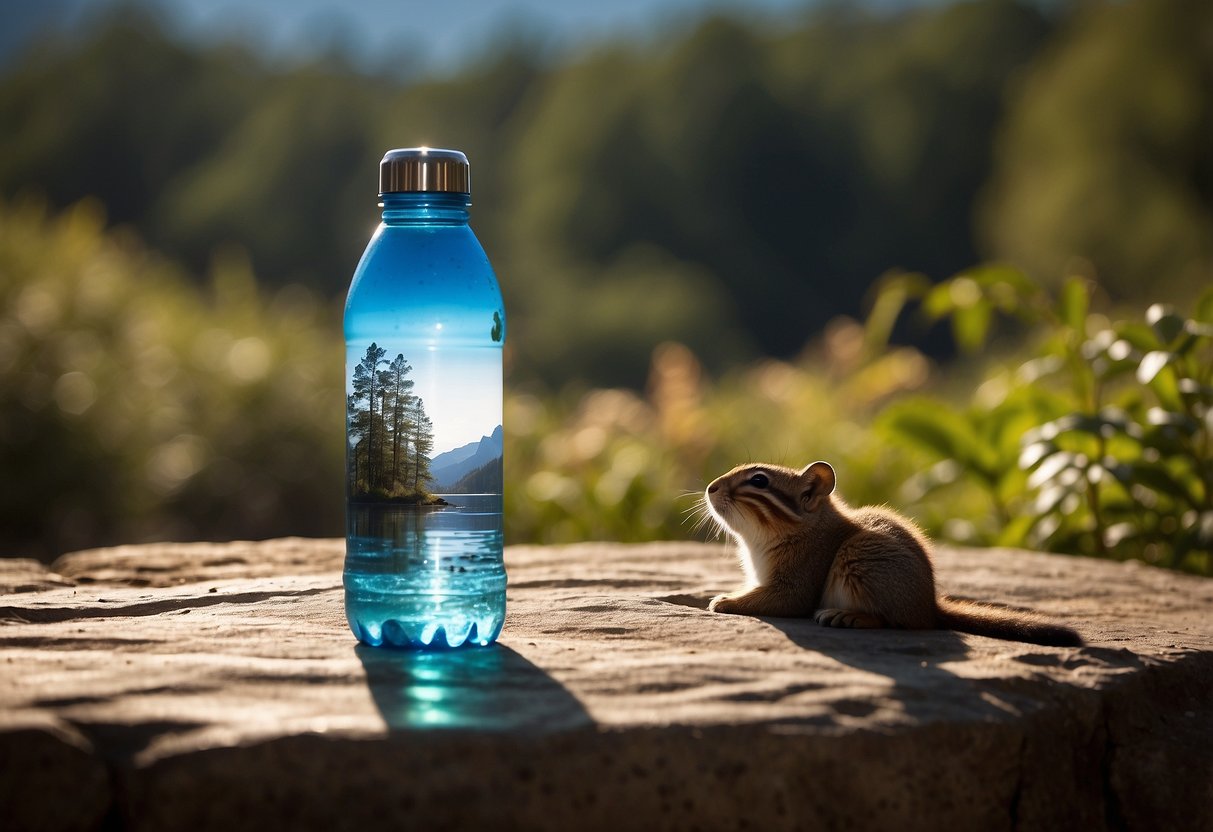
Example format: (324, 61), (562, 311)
(660, 591), (1021, 724)
(759, 616), (1026, 725)
(356, 644), (592, 733)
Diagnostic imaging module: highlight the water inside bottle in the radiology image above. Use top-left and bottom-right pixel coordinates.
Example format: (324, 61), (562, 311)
(344, 494), (506, 648)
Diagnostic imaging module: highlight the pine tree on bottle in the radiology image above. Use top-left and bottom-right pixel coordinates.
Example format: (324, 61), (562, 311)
(410, 399), (434, 492)
(349, 343), (388, 495)
(378, 354), (415, 494)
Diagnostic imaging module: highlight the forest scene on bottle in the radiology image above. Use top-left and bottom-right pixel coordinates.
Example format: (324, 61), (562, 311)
(347, 343), (502, 503)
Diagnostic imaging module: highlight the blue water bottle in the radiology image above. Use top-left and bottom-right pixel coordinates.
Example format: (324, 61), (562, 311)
(343, 148), (506, 649)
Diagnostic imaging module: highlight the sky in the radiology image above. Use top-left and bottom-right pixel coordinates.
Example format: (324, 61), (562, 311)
(346, 340), (502, 459)
(1, 0), (941, 76)
(346, 284), (504, 459)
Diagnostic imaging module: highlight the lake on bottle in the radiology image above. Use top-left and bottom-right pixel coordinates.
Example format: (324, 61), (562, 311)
(343, 493), (506, 648)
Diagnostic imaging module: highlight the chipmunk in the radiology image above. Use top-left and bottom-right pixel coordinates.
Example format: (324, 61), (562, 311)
(703, 461), (1083, 647)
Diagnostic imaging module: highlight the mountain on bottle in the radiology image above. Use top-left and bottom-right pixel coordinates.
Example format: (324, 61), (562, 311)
(430, 425), (503, 491)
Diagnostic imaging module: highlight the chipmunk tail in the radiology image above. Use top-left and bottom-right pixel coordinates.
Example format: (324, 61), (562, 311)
(937, 595), (1084, 647)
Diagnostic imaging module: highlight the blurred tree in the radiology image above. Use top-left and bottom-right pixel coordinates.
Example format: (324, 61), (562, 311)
(0, 8), (544, 295)
(377, 43), (547, 264)
(154, 65), (387, 292)
(500, 1), (1053, 379)
(13, 1), (1208, 388)
(0, 8), (263, 231)
(981, 0), (1213, 300)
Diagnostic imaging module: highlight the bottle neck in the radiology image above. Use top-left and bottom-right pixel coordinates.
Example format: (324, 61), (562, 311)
(379, 192), (470, 226)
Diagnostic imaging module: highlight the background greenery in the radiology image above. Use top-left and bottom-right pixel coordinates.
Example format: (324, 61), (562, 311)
(1, 0), (1210, 570)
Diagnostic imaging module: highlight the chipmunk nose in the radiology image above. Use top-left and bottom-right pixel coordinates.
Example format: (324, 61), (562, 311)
(707, 483), (719, 494)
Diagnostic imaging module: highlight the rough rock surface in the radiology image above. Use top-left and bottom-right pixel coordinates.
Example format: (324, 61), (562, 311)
(1, 539), (1210, 831)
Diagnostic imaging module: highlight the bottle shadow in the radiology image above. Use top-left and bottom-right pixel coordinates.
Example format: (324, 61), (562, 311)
(355, 643), (592, 733)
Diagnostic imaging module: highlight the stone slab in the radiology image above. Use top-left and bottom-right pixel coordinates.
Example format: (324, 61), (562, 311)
(1, 539), (1211, 831)
(0, 558), (75, 594)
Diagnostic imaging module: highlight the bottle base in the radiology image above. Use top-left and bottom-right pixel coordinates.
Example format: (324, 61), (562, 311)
(346, 591), (505, 649)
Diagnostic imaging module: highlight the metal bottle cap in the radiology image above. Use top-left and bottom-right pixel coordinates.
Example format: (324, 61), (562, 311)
(379, 147), (470, 195)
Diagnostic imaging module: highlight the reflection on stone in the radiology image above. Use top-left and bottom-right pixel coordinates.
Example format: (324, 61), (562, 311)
(356, 644), (590, 733)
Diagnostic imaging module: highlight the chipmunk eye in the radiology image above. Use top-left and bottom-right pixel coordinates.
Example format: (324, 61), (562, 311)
(748, 473), (769, 488)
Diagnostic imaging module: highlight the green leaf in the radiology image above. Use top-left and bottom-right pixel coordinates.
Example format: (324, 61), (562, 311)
(922, 282), (955, 320)
(1102, 461), (1134, 487)
(1131, 463), (1199, 506)
(1015, 355), (1064, 384)
(1018, 441), (1054, 470)
(1096, 359), (1139, 383)
(1027, 451), (1077, 489)
(1140, 425), (1189, 456)
(1145, 366), (1184, 411)
(1080, 330), (1115, 360)
(1046, 414), (1108, 438)
(1177, 378), (1213, 401)
(1060, 277), (1089, 333)
(883, 406), (963, 459)
(1115, 322), (1162, 352)
(951, 300), (993, 352)
(1023, 416), (1073, 445)
(880, 401), (992, 474)
(1033, 484), (1071, 515)
(1137, 351), (1171, 384)
(966, 265), (1038, 313)
(1104, 522), (1139, 548)
(995, 513), (1035, 547)
(1146, 304), (1185, 345)
(1195, 286), (1213, 324)
(1099, 406), (1143, 440)
(1171, 331), (1203, 357)
(1145, 407), (1200, 433)
(1184, 319), (1213, 338)
(864, 271), (930, 353)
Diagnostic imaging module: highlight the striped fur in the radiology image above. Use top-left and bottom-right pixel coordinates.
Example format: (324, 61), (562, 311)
(704, 461), (1083, 647)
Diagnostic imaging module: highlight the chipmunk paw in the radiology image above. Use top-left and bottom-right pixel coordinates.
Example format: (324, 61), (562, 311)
(815, 608), (855, 627)
(815, 608), (883, 629)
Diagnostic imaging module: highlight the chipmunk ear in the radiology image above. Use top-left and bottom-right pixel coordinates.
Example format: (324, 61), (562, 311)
(799, 461), (836, 511)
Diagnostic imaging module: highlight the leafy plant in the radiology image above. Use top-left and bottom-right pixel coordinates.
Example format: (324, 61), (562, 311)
(4, 200), (1208, 575)
(0, 199), (344, 558)
(877, 268), (1212, 573)
(502, 335), (930, 546)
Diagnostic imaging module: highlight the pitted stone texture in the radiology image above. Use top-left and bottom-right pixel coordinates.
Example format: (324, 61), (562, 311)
(2, 540), (1211, 831)
(51, 537), (342, 587)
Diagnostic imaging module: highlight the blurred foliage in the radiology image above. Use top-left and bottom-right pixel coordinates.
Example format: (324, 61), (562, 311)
(6, 0), (1208, 387)
(504, 0), (1052, 376)
(0, 199), (343, 558)
(980, 0), (1213, 299)
(503, 332), (930, 544)
(2, 200), (1208, 576)
(876, 269), (1213, 574)
(2, 0), (1211, 567)
(504, 270), (1213, 575)
(0, 6), (537, 301)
